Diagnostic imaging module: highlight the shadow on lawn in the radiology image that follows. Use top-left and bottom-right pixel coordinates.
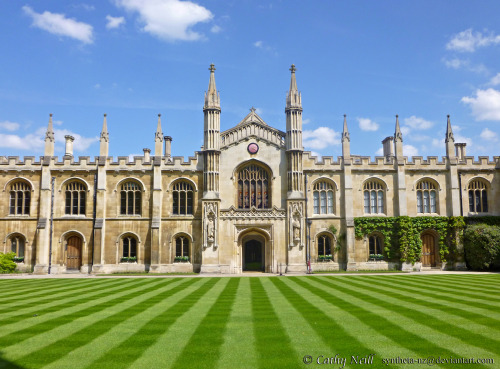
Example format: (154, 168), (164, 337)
(0, 352), (25, 369)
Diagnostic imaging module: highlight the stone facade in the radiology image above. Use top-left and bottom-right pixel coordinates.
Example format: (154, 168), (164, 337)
(1, 65), (499, 274)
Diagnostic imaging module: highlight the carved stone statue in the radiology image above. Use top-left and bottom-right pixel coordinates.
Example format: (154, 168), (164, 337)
(292, 213), (301, 242)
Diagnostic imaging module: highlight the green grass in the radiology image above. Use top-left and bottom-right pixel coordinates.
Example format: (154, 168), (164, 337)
(0, 275), (499, 368)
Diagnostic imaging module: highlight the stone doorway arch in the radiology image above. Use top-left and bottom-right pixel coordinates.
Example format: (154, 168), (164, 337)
(237, 228), (272, 273)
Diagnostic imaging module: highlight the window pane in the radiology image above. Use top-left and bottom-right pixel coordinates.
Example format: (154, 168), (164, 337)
(325, 237), (331, 255)
(469, 190), (474, 212)
(423, 191), (429, 213)
(417, 192), (423, 213)
(11, 238), (17, 254)
(130, 239), (137, 257)
(173, 191), (179, 214)
(80, 192), (86, 215)
(128, 192), (133, 214)
(364, 191), (370, 213)
(371, 190), (376, 213)
(482, 190), (488, 212)
(327, 191), (334, 214)
(313, 192), (319, 214)
(66, 192), (71, 214)
(17, 192), (23, 215)
(18, 239), (24, 257)
(376, 237), (382, 254)
(10, 192), (15, 214)
(121, 191), (126, 215)
(73, 191), (78, 215)
(251, 180), (256, 207)
(369, 237), (375, 254)
(318, 236), (324, 256)
(180, 192), (186, 214)
(24, 192), (30, 215)
(320, 192), (326, 214)
(430, 191), (436, 213)
(257, 181), (262, 208)
(123, 238), (129, 257)
(187, 191), (193, 214)
(475, 190), (481, 213)
(135, 192), (141, 215)
(377, 191), (383, 213)
(176, 238), (182, 257)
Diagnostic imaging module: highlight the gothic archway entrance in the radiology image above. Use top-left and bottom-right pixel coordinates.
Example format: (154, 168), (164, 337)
(243, 239), (264, 271)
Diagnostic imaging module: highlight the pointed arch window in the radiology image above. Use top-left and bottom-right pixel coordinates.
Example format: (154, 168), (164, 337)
(317, 234), (333, 261)
(237, 164), (270, 209)
(363, 180), (385, 214)
(65, 181), (86, 215)
(416, 180), (437, 214)
(10, 234), (25, 258)
(468, 179), (488, 213)
(120, 182), (142, 215)
(9, 181), (31, 215)
(313, 181), (334, 214)
(122, 236), (137, 258)
(172, 181), (194, 215)
(175, 236), (190, 262)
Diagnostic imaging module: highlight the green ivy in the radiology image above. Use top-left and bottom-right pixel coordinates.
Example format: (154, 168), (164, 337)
(354, 216), (465, 264)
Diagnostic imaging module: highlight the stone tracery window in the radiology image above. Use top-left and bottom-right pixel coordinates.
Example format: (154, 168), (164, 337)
(416, 180), (437, 214)
(237, 164), (270, 209)
(317, 233), (332, 260)
(120, 181), (141, 215)
(363, 180), (384, 214)
(65, 181), (86, 215)
(9, 181), (31, 215)
(313, 180), (334, 215)
(175, 236), (190, 260)
(10, 234), (25, 258)
(468, 179), (488, 213)
(122, 235), (137, 258)
(172, 181), (194, 215)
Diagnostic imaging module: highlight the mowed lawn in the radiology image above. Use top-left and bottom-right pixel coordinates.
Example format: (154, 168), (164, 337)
(0, 275), (499, 369)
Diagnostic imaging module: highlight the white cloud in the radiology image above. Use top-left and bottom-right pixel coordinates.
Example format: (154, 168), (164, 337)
(404, 116), (433, 130)
(375, 147), (384, 156)
(442, 58), (488, 74)
(114, 0), (213, 41)
(303, 127), (340, 150)
(302, 118), (311, 125)
(400, 126), (411, 136)
(461, 88), (500, 121)
(254, 40), (263, 48)
(253, 40), (276, 54)
(0, 121), (20, 132)
(106, 15), (126, 29)
(480, 128), (498, 141)
(94, 83), (101, 89)
(255, 107), (263, 115)
(403, 145), (419, 157)
(210, 25), (221, 33)
(489, 73), (500, 86)
(22, 6), (94, 44)
(446, 28), (500, 52)
(357, 118), (379, 131)
(309, 151), (322, 160)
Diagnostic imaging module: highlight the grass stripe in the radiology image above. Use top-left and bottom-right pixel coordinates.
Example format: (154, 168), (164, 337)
(0, 279), (95, 300)
(290, 277), (490, 369)
(250, 278), (298, 369)
(81, 277), (222, 369)
(367, 276), (500, 316)
(0, 278), (161, 348)
(319, 276), (500, 356)
(0, 278), (143, 328)
(269, 277), (399, 369)
(10, 278), (193, 368)
(170, 278), (241, 369)
(407, 275), (500, 295)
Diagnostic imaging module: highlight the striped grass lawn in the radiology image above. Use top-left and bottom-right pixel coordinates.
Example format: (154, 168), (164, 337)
(0, 275), (499, 369)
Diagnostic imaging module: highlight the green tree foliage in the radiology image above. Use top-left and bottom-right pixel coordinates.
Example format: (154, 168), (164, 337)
(0, 252), (17, 273)
(464, 224), (500, 271)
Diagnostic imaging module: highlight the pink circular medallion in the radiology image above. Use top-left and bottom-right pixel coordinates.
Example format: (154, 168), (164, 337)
(248, 143), (259, 154)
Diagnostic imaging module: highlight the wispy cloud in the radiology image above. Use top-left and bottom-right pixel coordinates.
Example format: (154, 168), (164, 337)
(114, 0), (213, 41)
(446, 28), (500, 52)
(404, 116), (433, 130)
(210, 25), (221, 33)
(303, 127), (340, 150)
(489, 73), (500, 86)
(0, 121), (20, 132)
(106, 15), (126, 29)
(357, 118), (379, 131)
(253, 40), (277, 55)
(22, 6), (94, 44)
(403, 145), (419, 157)
(442, 58), (488, 74)
(480, 128), (498, 141)
(461, 88), (500, 121)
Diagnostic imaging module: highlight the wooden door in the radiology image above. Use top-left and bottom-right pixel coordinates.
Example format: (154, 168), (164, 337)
(421, 234), (436, 267)
(67, 236), (82, 270)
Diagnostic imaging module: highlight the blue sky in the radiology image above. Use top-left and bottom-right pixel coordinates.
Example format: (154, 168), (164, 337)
(1, 0), (499, 160)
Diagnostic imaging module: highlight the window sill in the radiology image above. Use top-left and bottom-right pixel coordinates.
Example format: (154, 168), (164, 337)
(7, 214), (30, 217)
(311, 214), (337, 219)
(416, 213), (440, 216)
(362, 213), (386, 216)
(169, 215), (195, 219)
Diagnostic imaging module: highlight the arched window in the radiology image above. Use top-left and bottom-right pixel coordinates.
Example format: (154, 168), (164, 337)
(363, 180), (384, 214)
(122, 236), (137, 259)
(468, 180), (488, 213)
(368, 234), (383, 258)
(9, 181), (31, 215)
(313, 181), (334, 214)
(172, 181), (194, 215)
(416, 180), (437, 214)
(10, 234), (25, 258)
(317, 234), (332, 261)
(65, 181), (86, 215)
(120, 181), (141, 215)
(175, 236), (190, 261)
(237, 164), (270, 209)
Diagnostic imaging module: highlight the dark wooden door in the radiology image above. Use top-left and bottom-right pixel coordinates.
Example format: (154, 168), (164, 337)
(421, 234), (436, 267)
(244, 240), (263, 271)
(67, 236), (82, 270)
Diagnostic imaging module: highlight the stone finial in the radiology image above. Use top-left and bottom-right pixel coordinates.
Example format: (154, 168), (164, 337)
(204, 63), (220, 109)
(64, 135), (75, 157)
(342, 114), (350, 142)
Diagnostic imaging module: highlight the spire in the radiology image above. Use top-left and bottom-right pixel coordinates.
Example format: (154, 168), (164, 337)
(342, 114), (350, 142)
(44, 113), (55, 156)
(99, 114), (109, 157)
(204, 63), (220, 109)
(394, 115), (403, 158)
(445, 115), (456, 158)
(286, 64), (302, 109)
(155, 113), (163, 156)
(342, 114), (351, 160)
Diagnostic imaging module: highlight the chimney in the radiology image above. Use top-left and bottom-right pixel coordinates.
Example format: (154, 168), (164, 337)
(164, 136), (172, 157)
(455, 143), (466, 161)
(382, 136), (394, 158)
(64, 135), (75, 157)
(143, 148), (151, 162)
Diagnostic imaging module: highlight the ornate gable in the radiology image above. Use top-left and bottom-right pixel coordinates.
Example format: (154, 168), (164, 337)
(220, 107), (286, 149)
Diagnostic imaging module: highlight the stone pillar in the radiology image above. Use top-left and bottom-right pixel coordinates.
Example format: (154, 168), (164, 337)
(64, 135), (74, 157)
(34, 163), (52, 274)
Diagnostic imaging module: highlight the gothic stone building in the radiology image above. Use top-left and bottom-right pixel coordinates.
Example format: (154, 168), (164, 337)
(1, 65), (499, 274)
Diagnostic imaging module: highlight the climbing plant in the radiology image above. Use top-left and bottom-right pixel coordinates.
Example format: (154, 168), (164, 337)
(354, 216), (465, 264)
